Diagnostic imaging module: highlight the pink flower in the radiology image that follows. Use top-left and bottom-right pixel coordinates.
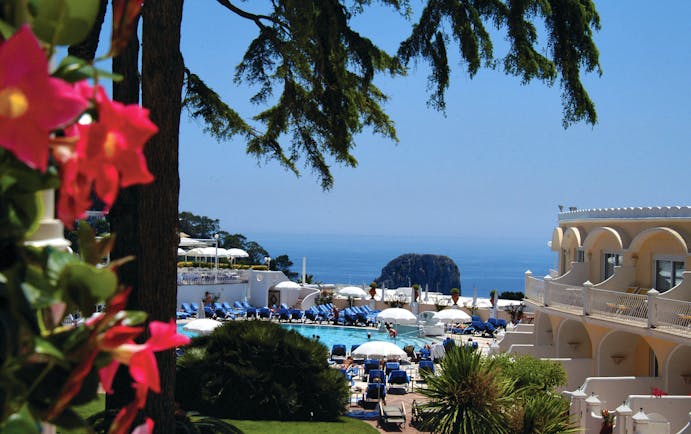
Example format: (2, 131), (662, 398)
(0, 26), (88, 170)
(57, 83), (157, 225)
(147, 320), (190, 351)
(651, 387), (668, 398)
(98, 320), (190, 394)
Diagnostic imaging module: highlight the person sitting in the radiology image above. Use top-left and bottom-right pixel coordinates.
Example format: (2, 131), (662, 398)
(343, 357), (356, 387)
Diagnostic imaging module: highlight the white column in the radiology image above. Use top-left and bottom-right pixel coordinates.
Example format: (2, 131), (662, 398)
(24, 190), (71, 250)
(615, 402), (632, 434)
(646, 289), (659, 329)
(544, 275), (553, 306)
(583, 280), (593, 316)
(570, 389), (587, 429)
(632, 408), (649, 434)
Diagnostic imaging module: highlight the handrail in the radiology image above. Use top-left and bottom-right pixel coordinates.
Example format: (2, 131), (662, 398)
(526, 275), (691, 338)
(589, 288), (647, 324)
(525, 275), (545, 304)
(655, 297), (691, 334)
(546, 281), (583, 312)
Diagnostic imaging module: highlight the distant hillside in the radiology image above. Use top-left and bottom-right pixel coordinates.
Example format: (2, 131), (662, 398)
(374, 253), (461, 294)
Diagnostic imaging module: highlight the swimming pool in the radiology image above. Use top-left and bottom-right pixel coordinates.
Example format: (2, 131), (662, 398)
(281, 324), (439, 352)
(178, 322), (440, 352)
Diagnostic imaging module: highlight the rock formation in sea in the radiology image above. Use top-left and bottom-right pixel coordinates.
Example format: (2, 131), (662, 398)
(374, 253), (461, 294)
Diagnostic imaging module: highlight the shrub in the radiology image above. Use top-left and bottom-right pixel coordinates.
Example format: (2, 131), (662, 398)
(176, 321), (349, 421)
(492, 354), (567, 392)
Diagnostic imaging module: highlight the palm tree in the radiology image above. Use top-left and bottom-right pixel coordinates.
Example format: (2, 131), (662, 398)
(418, 347), (515, 434)
(508, 393), (576, 434)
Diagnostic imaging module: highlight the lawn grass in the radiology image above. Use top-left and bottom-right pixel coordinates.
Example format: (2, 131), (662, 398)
(227, 417), (378, 433)
(64, 394), (378, 434)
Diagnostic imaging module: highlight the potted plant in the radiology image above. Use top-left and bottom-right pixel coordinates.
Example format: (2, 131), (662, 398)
(450, 287), (460, 305)
(369, 282), (377, 300)
(412, 284), (420, 302)
(600, 409), (614, 434)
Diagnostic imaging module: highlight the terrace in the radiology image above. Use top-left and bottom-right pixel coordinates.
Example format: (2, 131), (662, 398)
(524, 270), (691, 339)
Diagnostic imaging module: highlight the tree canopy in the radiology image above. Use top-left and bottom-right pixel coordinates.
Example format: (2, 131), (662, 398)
(185, 0), (601, 189)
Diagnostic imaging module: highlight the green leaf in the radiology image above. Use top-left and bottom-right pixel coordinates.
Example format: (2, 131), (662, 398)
(58, 263), (117, 315)
(34, 336), (65, 361)
(32, 0), (101, 46)
(2, 405), (40, 434)
(53, 55), (123, 83)
(119, 310), (148, 326)
(0, 19), (16, 39)
(45, 247), (80, 284)
(50, 407), (91, 431)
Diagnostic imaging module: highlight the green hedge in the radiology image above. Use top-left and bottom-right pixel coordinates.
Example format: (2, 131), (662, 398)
(176, 321), (349, 421)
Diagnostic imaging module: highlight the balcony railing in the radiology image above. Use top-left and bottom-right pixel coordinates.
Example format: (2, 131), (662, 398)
(589, 288), (647, 325)
(177, 268), (247, 285)
(524, 273), (690, 337)
(655, 297), (691, 334)
(546, 281), (583, 313)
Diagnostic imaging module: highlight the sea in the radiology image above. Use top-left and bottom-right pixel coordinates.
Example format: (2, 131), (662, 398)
(253, 233), (554, 299)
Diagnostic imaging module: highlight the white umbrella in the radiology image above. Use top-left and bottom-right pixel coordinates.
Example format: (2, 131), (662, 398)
(273, 280), (301, 290)
(179, 238), (206, 247)
(339, 286), (368, 298)
(433, 308), (472, 324)
(183, 318), (222, 335)
(350, 340), (407, 360)
(177, 248), (187, 256)
(376, 308), (417, 325)
(475, 298), (492, 308)
(225, 248), (249, 259)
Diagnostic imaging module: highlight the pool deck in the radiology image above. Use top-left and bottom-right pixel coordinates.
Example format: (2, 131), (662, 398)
(177, 316), (496, 433)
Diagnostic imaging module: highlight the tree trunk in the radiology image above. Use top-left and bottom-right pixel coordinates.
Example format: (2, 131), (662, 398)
(106, 9), (141, 412)
(140, 1), (184, 432)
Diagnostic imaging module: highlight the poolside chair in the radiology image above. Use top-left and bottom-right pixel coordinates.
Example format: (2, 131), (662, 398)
(384, 361), (400, 375)
(368, 369), (386, 385)
(258, 307), (272, 319)
(331, 344), (347, 362)
(363, 359), (379, 378)
(213, 302), (228, 317)
(290, 308), (304, 322)
(379, 402), (406, 428)
(304, 306), (322, 323)
(181, 303), (197, 317)
(241, 301), (257, 318)
(419, 347), (431, 360)
(276, 307), (291, 322)
(418, 360), (435, 375)
(176, 310), (189, 320)
(387, 370), (410, 393)
(363, 382), (386, 404)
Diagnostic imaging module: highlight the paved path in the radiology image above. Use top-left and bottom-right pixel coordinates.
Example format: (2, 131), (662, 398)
(346, 333), (497, 433)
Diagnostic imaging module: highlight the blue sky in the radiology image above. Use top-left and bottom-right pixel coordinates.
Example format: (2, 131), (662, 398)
(178, 2), (691, 242)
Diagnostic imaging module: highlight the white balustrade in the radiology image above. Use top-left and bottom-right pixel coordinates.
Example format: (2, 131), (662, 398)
(524, 275), (691, 338)
(654, 297), (691, 335)
(589, 288), (648, 325)
(546, 281), (583, 313)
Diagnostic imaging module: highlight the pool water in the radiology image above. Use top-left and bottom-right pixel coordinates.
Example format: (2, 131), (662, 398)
(178, 322), (440, 352)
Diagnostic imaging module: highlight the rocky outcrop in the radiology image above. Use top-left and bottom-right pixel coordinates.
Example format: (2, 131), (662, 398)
(374, 254), (461, 294)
